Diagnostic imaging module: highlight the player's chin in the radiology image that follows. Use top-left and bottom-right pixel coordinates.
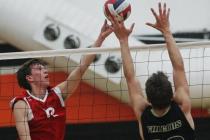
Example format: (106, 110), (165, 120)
(43, 81), (50, 88)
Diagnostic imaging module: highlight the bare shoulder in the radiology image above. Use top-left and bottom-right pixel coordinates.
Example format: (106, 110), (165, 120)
(127, 78), (149, 119)
(174, 103), (195, 130)
(13, 100), (29, 122)
(174, 90), (195, 129)
(13, 100), (28, 110)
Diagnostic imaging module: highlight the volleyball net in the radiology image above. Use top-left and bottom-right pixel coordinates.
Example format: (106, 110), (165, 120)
(0, 41), (210, 126)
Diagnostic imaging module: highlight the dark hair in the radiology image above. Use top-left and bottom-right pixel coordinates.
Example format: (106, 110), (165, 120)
(16, 59), (47, 91)
(145, 71), (173, 109)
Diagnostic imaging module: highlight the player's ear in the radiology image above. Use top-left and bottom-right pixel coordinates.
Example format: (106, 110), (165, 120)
(26, 75), (33, 82)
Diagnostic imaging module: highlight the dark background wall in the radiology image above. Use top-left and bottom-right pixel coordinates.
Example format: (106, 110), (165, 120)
(1, 118), (210, 140)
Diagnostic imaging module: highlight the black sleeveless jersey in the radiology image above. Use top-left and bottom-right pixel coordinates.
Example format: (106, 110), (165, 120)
(141, 102), (195, 140)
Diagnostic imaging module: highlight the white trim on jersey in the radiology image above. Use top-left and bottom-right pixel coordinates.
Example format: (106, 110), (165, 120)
(26, 90), (49, 103)
(53, 87), (65, 107)
(10, 97), (16, 108)
(23, 97), (34, 121)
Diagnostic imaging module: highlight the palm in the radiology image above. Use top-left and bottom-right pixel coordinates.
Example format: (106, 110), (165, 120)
(100, 20), (113, 39)
(109, 17), (134, 41)
(154, 16), (169, 31)
(146, 3), (170, 33)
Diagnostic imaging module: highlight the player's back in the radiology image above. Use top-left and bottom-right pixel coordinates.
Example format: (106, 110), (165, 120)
(141, 102), (195, 140)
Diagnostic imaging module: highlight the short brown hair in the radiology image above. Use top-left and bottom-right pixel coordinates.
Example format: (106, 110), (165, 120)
(16, 59), (47, 90)
(145, 71), (173, 109)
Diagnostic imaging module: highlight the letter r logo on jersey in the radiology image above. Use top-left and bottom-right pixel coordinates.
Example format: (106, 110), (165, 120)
(44, 107), (58, 118)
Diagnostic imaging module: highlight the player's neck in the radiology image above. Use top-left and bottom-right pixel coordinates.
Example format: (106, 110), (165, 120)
(151, 106), (171, 117)
(31, 86), (47, 99)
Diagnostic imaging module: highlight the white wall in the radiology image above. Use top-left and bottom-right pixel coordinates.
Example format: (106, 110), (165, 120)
(70, 0), (210, 35)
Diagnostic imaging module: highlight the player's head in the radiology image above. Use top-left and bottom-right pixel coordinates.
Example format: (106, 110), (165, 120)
(145, 71), (173, 109)
(17, 59), (48, 91)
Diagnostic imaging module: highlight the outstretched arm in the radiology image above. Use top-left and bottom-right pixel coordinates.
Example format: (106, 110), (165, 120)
(110, 18), (148, 120)
(57, 20), (113, 100)
(146, 3), (191, 114)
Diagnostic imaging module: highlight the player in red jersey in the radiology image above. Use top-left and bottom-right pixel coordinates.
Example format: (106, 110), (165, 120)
(11, 20), (113, 140)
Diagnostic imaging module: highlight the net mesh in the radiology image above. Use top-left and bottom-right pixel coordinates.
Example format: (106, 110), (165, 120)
(0, 41), (210, 127)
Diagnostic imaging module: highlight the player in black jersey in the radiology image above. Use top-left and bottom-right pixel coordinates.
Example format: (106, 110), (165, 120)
(110, 2), (195, 140)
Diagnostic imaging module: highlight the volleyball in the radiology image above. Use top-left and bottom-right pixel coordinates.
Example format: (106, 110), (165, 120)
(104, 0), (131, 22)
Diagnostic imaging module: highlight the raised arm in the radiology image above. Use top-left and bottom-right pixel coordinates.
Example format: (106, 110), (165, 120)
(146, 3), (191, 113)
(110, 18), (148, 120)
(57, 20), (113, 100)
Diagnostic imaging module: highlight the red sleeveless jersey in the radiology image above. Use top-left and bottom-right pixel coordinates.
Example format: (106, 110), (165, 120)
(11, 87), (66, 140)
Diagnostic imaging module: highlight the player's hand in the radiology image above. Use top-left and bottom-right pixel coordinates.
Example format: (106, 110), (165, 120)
(146, 3), (170, 34)
(94, 20), (113, 47)
(99, 19), (113, 40)
(109, 15), (134, 42)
